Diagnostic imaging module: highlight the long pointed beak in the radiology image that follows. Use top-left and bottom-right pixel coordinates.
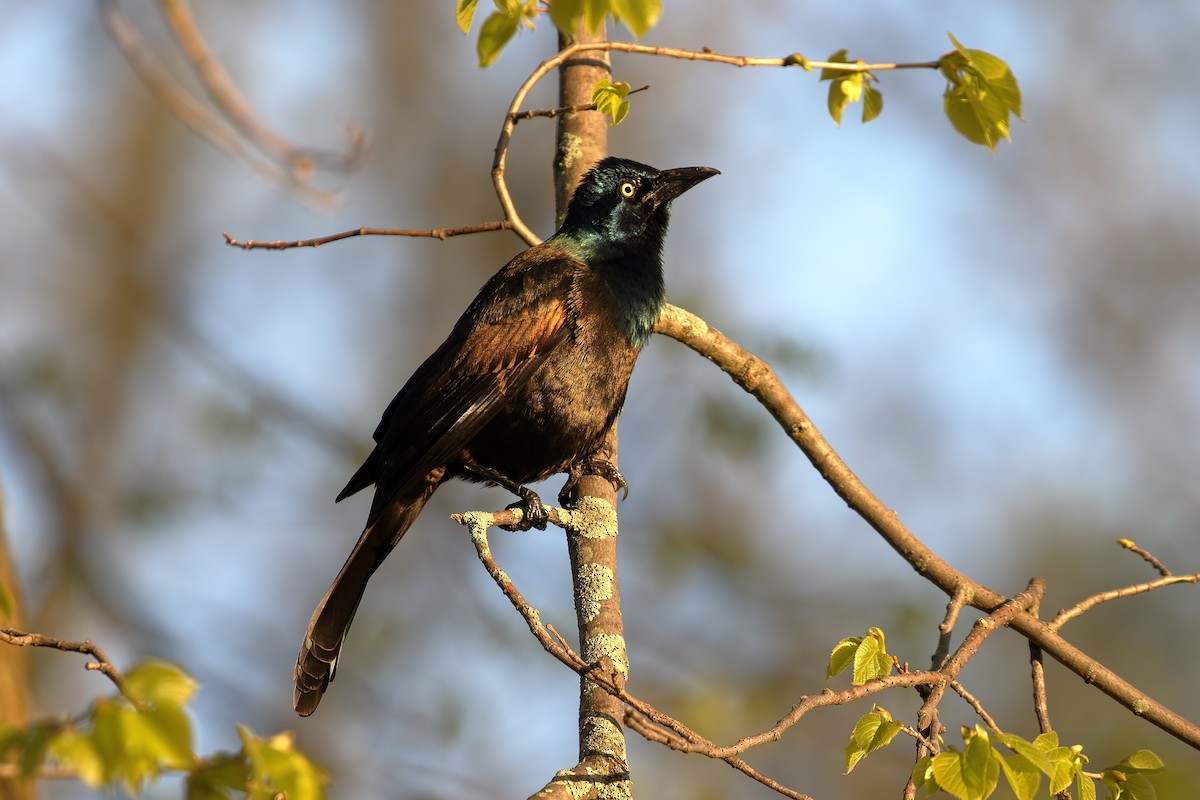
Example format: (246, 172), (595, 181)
(648, 165), (720, 205)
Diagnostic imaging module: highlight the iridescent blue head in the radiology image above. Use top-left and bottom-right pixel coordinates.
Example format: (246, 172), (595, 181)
(559, 157), (719, 260)
(556, 157), (719, 346)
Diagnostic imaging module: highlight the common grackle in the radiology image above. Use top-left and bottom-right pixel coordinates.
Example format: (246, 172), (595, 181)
(294, 157), (718, 715)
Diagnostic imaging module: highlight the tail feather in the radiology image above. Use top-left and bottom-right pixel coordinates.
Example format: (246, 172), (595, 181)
(293, 487), (435, 716)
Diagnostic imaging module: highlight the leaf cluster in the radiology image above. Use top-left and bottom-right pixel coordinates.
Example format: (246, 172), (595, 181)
(0, 660), (328, 800)
(939, 33), (1023, 151)
(824, 629), (1165, 800)
(459, 0), (662, 67)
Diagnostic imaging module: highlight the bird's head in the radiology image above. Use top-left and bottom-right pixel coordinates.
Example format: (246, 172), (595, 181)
(558, 157), (719, 259)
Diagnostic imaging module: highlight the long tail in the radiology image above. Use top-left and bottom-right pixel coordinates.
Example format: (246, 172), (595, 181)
(293, 485), (437, 716)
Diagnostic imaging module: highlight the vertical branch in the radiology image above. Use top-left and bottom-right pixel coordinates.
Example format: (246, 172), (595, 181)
(533, 18), (631, 800)
(0, 487), (34, 800)
(553, 25), (610, 227)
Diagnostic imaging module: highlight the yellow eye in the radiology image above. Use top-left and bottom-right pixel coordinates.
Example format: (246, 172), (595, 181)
(619, 181), (636, 198)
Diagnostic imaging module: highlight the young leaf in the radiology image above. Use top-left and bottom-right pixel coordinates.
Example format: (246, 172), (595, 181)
(591, 79), (632, 125)
(940, 32), (1022, 151)
(996, 731), (1055, 777)
(456, 0), (478, 32)
(239, 725), (329, 800)
(187, 753), (250, 800)
(47, 729), (105, 788)
(999, 753), (1041, 800)
(852, 627), (892, 685)
(844, 709), (903, 773)
(931, 728), (1001, 800)
(1075, 769), (1098, 800)
(123, 660), (198, 708)
(819, 49), (851, 81)
(862, 84), (884, 123)
(477, 10), (519, 67)
(828, 636), (862, 678)
(1115, 749), (1165, 774)
(611, 0), (661, 37)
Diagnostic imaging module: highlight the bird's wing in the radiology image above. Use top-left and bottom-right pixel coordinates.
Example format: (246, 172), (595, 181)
(340, 245), (583, 526)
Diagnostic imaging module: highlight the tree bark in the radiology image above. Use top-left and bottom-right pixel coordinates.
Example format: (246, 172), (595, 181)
(532, 19), (632, 800)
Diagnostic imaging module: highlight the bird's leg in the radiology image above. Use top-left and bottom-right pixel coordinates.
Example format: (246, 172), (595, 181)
(460, 457), (549, 531)
(559, 456), (629, 507)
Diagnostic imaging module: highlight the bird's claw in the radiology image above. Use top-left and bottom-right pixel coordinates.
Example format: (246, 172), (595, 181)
(558, 458), (629, 506)
(503, 487), (549, 531)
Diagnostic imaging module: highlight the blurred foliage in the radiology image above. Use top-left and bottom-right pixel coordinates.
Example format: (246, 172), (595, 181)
(0, 660), (326, 799)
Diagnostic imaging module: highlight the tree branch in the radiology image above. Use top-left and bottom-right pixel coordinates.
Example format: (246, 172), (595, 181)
(222, 221), (513, 251)
(653, 303), (1200, 750)
(0, 629), (124, 691)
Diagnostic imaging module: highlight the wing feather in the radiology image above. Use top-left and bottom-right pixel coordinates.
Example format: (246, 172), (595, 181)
(338, 245), (581, 523)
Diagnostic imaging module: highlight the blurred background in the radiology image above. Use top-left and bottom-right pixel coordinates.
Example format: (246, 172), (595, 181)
(2, 2), (1198, 798)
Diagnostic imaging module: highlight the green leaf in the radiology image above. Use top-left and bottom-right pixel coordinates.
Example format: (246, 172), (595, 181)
(1121, 773), (1158, 800)
(828, 636), (861, 678)
(940, 32), (1022, 151)
(999, 753), (1041, 800)
(124, 660), (198, 707)
(844, 709), (903, 773)
(239, 725), (328, 800)
(819, 49), (851, 81)
(1076, 769), (1098, 800)
(931, 727), (1001, 800)
(477, 8), (520, 67)
(610, 0), (660, 37)
(591, 79), (632, 125)
(47, 729), (105, 788)
(549, 0), (583, 33)
(17, 720), (57, 778)
(996, 732), (1055, 777)
(0, 583), (14, 620)
(862, 84), (884, 123)
(912, 754), (939, 794)
(187, 752), (250, 800)
(852, 627), (892, 685)
(455, 0), (478, 32)
(1116, 750), (1165, 774)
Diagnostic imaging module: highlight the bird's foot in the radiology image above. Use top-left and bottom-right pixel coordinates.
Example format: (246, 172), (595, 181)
(558, 457), (629, 506)
(503, 486), (549, 531)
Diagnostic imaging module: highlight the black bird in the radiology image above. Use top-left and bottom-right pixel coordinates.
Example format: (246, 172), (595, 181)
(294, 157), (718, 715)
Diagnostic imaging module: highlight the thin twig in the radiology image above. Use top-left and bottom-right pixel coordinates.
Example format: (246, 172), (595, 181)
(0, 628), (123, 690)
(511, 84), (651, 123)
(1119, 538), (1172, 577)
(1030, 640), (1052, 734)
(491, 41), (942, 245)
(160, 0), (366, 175)
(222, 221), (513, 250)
(950, 681), (999, 730)
(1049, 574), (1200, 631)
(98, 0), (341, 209)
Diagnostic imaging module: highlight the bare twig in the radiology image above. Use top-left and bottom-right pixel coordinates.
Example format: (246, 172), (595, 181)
(1049, 573), (1200, 631)
(0, 628), (123, 690)
(222, 221), (513, 251)
(1119, 538), (1172, 577)
(1030, 640), (1053, 734)
(950, 681), (1000, 731)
